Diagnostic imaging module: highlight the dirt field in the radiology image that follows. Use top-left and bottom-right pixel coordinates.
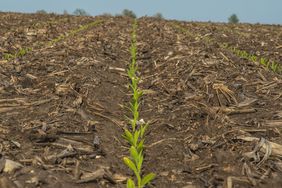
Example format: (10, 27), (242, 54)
(0, 13), (282, 188)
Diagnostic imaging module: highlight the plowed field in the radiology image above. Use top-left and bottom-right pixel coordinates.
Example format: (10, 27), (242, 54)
(0, 13), (282, 188)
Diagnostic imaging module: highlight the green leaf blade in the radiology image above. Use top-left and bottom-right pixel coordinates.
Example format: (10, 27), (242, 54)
(123, 157), (138, 175)
(127, 178), (136, 188)
(141, 173), (156, 187)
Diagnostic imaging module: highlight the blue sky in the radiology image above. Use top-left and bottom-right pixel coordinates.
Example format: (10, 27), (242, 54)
(0, 0), (282, 24)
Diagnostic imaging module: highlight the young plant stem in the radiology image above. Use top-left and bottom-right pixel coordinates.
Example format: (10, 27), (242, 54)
(123, 19), (155, 188)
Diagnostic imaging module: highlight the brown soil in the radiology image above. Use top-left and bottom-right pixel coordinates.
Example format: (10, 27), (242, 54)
(176, 21), (282, 64)
(0, 13), (282, 188)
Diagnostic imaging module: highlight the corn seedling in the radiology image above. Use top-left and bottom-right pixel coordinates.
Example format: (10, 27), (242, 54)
(250, 55), (257, 62)
(3, 47), (32, 61)
(259, 57), (268, 66)
(17, 47), (32, 57)
(270, 61), (278, 72)
(3, 53), (14, 61)
(123, 19), (155, 188)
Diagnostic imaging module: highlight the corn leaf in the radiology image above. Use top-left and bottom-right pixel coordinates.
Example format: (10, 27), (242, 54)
(141, 173), (156, 187)
(137, 139), (144, 153)
(130, 146), (139, 163)
(126, 178), (135, 188)
(123, 157), (138, 176)
(123, 129), (134, 145)
(133, 130), (140, 147)
(137, 154), (143, 173)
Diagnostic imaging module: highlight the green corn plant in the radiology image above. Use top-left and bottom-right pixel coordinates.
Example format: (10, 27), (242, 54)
(16, 47), (32, 57)
(123, 122), (154, 188)
(260, 57), (268, 66)
(3, 47), (32, 61)
(238, 50), (248, 59)
(270, 61), (279, 72)
(123, 19), (155, 188)
(250, 55), (257, 62)
(3, 53), (15, 61)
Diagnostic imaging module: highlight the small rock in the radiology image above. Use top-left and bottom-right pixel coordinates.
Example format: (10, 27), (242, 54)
(159, 171), (169, 176)
(3, 159), (23, 173)
(188, 143), (199, 151)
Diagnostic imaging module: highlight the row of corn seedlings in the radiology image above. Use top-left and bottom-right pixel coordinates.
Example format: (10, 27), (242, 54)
(172, 23), (282, 74)
(47, 20), (102, 46)
(2, 20), (102, 61)
(122, 19), (155, 188)
(3, 47), (32, 61)
(220, 43), (282, 73)
(2, 17), (71, 61)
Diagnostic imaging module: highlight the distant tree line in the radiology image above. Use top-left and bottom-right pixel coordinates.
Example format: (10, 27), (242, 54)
(153, 12), (163, 19)
(228, 14), (239, 24)
(73, 8), (90, 16)
(35, 8), (165, 19)
(121, 9), (136, 18)
(36, 9), (48, 14)
(35, 8), (241, 24)
(35, 8), (90, 16)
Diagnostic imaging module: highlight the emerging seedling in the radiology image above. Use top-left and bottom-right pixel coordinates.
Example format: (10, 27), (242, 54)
(123, 19), (155, 188)
(3, 47), (32, 61)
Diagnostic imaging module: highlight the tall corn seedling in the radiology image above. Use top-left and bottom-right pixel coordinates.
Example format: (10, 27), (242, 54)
(123, 19), (155, 188)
